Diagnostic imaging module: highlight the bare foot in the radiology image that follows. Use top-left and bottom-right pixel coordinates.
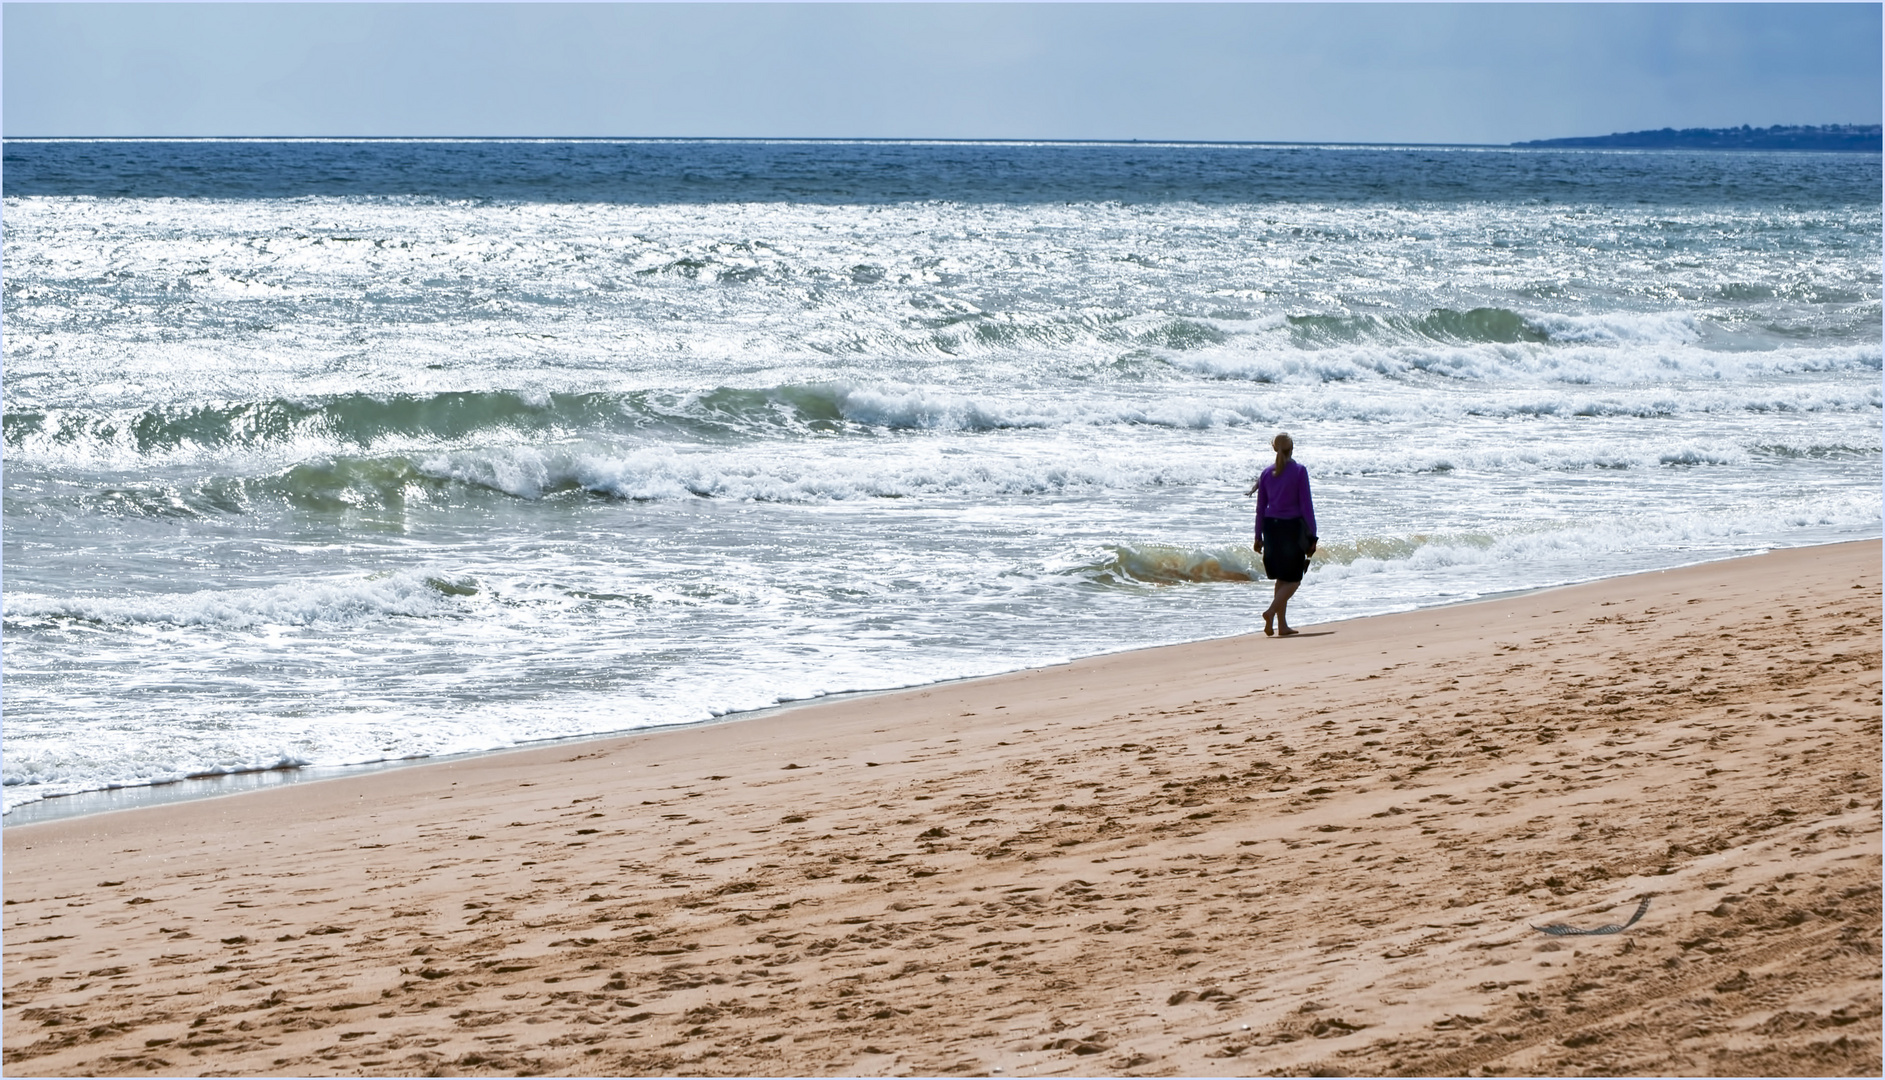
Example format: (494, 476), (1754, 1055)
(1263, 610), (1275, 636)
(1277, 625), (1299, 637)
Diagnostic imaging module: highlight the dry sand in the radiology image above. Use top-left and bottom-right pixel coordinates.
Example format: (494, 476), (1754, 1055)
(4, 541), (1879, 1077)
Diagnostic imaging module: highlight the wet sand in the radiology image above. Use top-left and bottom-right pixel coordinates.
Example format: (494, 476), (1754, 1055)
(5, 541), (1879, 1077)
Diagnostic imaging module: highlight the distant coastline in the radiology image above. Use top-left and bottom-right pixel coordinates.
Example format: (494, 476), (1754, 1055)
(1514, 123), (1881, 152)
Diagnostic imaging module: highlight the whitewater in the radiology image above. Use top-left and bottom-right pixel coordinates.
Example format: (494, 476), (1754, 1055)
(3, 140), (1879, 815)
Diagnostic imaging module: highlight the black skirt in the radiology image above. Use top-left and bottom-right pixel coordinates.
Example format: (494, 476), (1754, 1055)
(1260, 516), (1310, 583)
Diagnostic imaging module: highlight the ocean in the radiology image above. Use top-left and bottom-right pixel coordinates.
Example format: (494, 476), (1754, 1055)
(3, 139), (1879, 818)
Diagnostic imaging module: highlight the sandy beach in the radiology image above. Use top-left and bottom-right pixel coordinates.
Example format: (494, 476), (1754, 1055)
(4, 541), (1878, 1077)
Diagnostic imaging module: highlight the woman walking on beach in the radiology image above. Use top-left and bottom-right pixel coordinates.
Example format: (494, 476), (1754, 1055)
(1246, 432), (1317, 637)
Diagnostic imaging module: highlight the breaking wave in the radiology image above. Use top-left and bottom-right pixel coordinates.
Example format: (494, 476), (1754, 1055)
(1071, 543), (1264, 585)
(8, 361), (1880, 472)
(3, 570), (479, 630)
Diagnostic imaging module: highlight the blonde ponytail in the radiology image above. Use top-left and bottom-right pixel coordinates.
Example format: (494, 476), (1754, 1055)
(1272, 431), (1294, 477)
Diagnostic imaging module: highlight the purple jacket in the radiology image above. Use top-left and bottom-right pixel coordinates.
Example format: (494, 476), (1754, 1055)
(1256, 460), (1316, 538)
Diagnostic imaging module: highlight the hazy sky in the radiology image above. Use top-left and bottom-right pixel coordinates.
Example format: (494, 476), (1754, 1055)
(4, 3), (1879, 142)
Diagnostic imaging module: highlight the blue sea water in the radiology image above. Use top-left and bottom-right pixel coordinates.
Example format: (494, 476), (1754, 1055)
(3, 139), (1879, 816)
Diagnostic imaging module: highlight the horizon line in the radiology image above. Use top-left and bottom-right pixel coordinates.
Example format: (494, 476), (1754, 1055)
(9, 135), (1877, 154)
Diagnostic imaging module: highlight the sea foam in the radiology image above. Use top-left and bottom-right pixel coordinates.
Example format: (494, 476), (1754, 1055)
(4, 570), (478, 630)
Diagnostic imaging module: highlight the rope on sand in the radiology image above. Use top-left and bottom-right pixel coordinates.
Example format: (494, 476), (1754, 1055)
(1532, 894), (1653, 936)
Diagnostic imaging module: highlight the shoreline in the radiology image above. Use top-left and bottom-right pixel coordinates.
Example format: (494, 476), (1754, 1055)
(4, 539), (1850, 828)
(4, 539), (1878, 1076)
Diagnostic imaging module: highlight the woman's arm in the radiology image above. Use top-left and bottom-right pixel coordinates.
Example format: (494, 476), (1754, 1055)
(1251, 470), (1268, 551)
(1300, 471), (1316, 536)
(1299, 466), (1317, 554)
